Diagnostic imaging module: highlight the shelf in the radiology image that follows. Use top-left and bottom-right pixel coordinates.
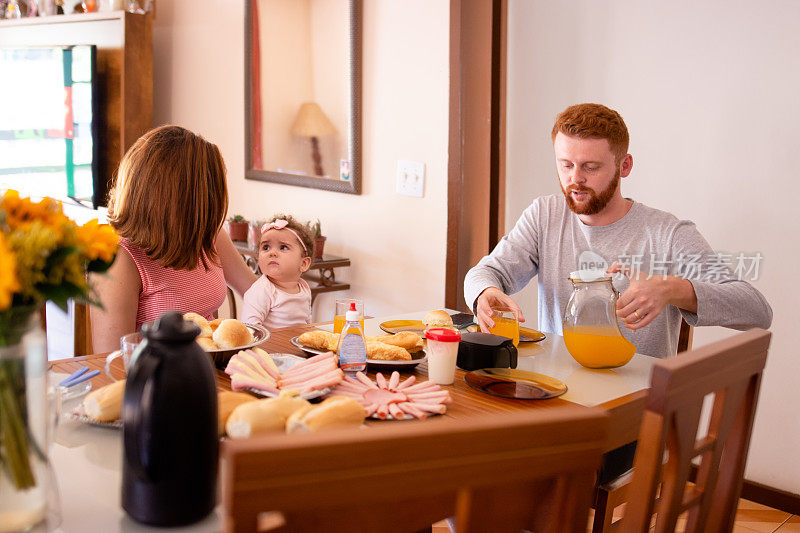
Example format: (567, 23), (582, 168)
(0, 10), (142, 28)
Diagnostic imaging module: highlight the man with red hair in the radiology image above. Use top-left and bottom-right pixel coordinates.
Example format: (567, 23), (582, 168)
(465, 103), (771, 358)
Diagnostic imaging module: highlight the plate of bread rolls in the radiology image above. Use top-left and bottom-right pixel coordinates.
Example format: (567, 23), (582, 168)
(183, 313), (270, 368)
(291, 329), (427, 369)
(225, 390), (366, 438)
(69, 381), (297, 438)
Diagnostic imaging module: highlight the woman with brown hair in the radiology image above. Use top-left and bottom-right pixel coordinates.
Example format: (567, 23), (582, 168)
(90, 125), (257, 352)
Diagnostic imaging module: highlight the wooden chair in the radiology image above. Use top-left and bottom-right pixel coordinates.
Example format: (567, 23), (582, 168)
(40, 301), (94, 357)
(606, 328), (771, 532)
(677, 318), (694, 354)
(591, 317), (695, 532)
(220, 406), (609, 533)
(73, 300), (93, 356)
(226, 286), (238, 319)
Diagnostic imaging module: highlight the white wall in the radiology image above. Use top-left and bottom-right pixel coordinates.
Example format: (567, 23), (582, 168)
(507, 0), (800, 493)
(151, 0), (450, 321)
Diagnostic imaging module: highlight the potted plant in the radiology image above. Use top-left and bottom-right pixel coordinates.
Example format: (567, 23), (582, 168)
(226, 214), (249, 242)
(310, 218), (326, 259)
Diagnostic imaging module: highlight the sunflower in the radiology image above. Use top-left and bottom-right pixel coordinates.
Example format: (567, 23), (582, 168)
(0, 190), (68, 235)
(75, 219), (119, 264)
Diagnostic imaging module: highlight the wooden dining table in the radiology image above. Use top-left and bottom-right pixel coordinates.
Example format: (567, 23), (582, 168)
(43, 311), (655, 532)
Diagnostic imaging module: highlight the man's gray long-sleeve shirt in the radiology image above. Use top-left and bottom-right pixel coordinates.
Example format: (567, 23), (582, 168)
(464, 195), (772, 357)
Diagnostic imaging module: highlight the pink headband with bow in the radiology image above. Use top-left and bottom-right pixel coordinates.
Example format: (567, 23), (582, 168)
(260, 219), (307, 251)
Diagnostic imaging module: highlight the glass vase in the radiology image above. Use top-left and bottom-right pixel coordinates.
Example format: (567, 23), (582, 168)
(0, 308), (48, 533)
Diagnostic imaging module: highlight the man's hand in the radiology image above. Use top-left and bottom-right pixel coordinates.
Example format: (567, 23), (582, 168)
(607, 262), (697, 330)
(475, 287), (526, 333)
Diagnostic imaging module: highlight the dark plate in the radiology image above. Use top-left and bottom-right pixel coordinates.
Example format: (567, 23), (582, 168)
(378, 320), (426, 335)
(519, 327), (546, 343)
(464, 368), (566, 400)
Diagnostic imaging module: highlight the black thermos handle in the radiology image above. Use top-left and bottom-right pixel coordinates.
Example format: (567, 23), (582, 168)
(124, 353), (160, 481)
(505, 343), (518, 368)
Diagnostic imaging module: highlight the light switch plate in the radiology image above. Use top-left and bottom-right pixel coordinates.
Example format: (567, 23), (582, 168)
(396, 160), (425, 198)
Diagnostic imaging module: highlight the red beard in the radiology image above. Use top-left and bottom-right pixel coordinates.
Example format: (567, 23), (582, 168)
(561, 170), (620, 215)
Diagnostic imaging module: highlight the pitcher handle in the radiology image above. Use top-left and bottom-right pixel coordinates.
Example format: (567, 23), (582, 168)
(104, 350), (123, 381)
(123, 354), (160, 481)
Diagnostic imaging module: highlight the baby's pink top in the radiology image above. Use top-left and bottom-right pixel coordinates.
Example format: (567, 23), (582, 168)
(240, 275), (312, 330)
(119, 238), (227, 331)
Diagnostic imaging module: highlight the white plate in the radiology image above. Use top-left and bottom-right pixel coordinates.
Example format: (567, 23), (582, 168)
(330, 375), (445, 421)
(67, 404), (122, 429)
(369, 412), (414, 421)
(290, 335), (327, 356)
(204, 323), (270, 354)
(51, 372), (93, 401)
(59, 381), (92, 401)
(290, 336), (427, 369)
(245, 353), (333, 401)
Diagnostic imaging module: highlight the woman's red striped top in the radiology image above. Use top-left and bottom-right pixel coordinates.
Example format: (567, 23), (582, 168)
(119, 238), (227, 331)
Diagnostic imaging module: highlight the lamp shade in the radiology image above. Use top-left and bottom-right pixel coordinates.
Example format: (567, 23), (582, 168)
(290, 102), (338, 137)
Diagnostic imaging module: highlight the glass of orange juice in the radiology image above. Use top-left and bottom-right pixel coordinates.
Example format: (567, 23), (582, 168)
(333, 298), (364, 333)
(488, 308), (519, 346)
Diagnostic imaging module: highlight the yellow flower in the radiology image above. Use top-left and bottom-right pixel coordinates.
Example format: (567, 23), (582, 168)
(1, 190), (68, 235)
(7, 221), (60, 302)
(75, 219), (119, 263)
(48, 253), (89, 293)
(0, 233), (20, 310)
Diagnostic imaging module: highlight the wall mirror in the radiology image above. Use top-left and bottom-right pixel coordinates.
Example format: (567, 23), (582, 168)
(245, 0), (361, 194)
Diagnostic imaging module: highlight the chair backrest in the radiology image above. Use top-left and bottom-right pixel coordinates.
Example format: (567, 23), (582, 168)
(622, 328), (771, 533)
(40, 301), (93, 357)
(221, 406), (608, 533)
(73, 300), (93, 356)
(677, 318), (693, 353)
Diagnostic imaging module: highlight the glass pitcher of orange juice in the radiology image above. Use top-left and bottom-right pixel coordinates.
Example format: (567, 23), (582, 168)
(563, 270), (636, 369)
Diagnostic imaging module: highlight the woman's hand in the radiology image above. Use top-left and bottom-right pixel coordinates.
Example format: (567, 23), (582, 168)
(475, 287), (526, 333)
(89, 246), (141, 353)
(607, 262), (697, 330)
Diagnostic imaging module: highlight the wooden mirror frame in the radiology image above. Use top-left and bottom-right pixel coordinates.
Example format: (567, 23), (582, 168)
(244, 0), (362, 194)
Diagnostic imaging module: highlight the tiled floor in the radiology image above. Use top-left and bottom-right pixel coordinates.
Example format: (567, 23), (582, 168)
(430, 498), (797, 532)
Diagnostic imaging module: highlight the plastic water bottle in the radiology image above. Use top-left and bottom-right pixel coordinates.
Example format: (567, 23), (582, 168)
(337, 302), (367, 373)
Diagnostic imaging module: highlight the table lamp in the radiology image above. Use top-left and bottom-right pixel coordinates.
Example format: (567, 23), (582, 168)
(291, 102), (337, 176)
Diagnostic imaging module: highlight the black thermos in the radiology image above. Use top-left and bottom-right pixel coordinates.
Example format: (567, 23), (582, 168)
(121, 312), (218, 526)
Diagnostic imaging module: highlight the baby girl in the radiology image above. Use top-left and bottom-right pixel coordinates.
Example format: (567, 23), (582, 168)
(240, 215), (313, 329)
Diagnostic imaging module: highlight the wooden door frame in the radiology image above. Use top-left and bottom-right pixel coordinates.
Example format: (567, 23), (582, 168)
(445, 0), (507, 311)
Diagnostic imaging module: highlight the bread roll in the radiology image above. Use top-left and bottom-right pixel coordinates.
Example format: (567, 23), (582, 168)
(83, 379), (126, 422)
(196, 336), (218, 351)
(298, 330), (339, 352)
(212, 319), (253, 349)
(286, 396), (366, 433)
(368, 332), (424, 353)
(225, 390), (310, 438)
(217, 391), (257, 436)
(209, 318), (222, 331)
(184, 312), (213, 338)
(365, 341), (412, 361)
(423, 310), (453, 328)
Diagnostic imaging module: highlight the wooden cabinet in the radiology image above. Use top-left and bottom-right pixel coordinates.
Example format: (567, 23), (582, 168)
(0, 11), (153, 204)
